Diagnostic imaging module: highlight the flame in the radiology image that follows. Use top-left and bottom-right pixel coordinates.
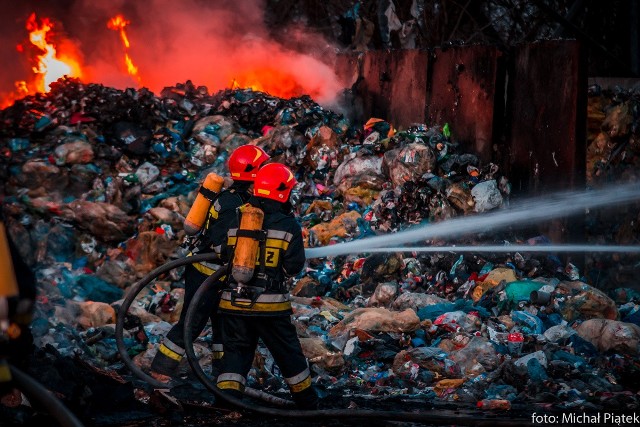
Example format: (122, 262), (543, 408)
(108, 15), (141, 83)
(107, 15), (131, 48)
(1, 13), (82, 108)
(229, 67), (317, 99)
(26, 13), (81, 93)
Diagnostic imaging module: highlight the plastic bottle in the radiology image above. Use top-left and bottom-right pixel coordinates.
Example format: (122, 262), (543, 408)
(477, 399), (511, 410)
(507, 332), (524, 355)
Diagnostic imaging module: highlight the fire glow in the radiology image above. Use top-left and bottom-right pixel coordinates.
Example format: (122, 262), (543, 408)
(107, 15), (141, 83)
(230, 67), (311, 100)
(1, 2), (343, 109)
(23, 13), (82, 94)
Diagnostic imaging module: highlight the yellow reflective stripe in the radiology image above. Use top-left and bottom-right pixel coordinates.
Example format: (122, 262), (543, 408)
(265, 238), (289, 250)
(217, 380), (244, 391)
(218, 373), (246, 384)
(285, 368), (311, 385)
(192, 262), (216, 276)
(162, 338), (185, 355)
(227, 238), (287, 250)
(218, 299), (292, 312)
(289, 376), (312, 393)
(192, 261), (227, 278)
(208, 199), (221, 221)
(159, 343), (183, 362)
(212, 351), (224, 360)
(221, 291), (289, 303)
(267, 230), (292, 242)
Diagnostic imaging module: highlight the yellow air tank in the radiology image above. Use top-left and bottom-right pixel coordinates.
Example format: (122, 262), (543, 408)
(231, 206), (264, 284)
(184, 173), (225, 235)
(0, 222), (18, 299)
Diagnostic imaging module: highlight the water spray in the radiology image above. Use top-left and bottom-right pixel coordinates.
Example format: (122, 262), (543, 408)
(305, 183), (640, 259)
(307, 244), (640, 256)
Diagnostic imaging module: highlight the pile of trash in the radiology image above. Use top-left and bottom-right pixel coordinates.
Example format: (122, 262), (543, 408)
(584, 83), (640, 291)
(1, 78), (639, 421)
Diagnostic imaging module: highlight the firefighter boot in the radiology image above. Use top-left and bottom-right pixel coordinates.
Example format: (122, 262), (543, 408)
(150, 342), (182, 378)
(291, 386), (319, 410)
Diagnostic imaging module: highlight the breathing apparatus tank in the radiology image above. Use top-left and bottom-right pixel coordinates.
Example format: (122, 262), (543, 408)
(231, 205), (264, 284)
(184, 173), (225, 236)
(0, 222), (19, 300)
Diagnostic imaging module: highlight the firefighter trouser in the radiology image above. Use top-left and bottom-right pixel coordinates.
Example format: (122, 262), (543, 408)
(217, 313), (318, 409)
(151, 264), (223, 376)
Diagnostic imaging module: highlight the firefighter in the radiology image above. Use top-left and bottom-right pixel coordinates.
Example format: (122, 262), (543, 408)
(150, 145), (270, 381)
(216, 163), (318, 409)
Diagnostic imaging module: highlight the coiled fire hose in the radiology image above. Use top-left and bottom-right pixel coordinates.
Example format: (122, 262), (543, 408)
(8, 364), (85, 427)
(114, 253), (293, 406)
(183, 265), (528, 425)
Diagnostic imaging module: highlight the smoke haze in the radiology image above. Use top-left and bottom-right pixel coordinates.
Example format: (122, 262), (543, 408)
(0, 0), (344, 105)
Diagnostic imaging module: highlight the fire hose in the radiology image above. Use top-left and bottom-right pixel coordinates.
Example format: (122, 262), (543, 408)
(8, 364), (85, 427)
(183, 265), (530, 425)
(114, 253), (293, 407)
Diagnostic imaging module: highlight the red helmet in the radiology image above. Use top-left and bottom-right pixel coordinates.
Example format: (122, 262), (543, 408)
(253, 163), (297, 202)
(228, 145), (270, 182)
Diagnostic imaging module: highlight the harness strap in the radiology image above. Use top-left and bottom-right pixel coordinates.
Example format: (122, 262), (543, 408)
(198, 185), (218, 201)
(235, 229), (267, 241)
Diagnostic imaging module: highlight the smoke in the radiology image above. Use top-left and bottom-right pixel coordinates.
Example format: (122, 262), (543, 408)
(2, 0), (345, 105)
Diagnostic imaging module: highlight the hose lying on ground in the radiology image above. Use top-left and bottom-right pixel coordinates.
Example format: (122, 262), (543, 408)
(184, 266), (530, 425)
(114, 253), (293, 407)
(9, 364), (85, 427)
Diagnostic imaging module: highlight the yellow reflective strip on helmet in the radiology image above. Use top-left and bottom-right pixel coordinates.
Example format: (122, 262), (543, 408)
(231, 172), (241, 177)
(257, 189), (271, 195)
(159, 343), (183, 362)
(218, 299), (292, 312)
(217, 380), (244, 391)
(289, 376), (312, 393)
(285, 168), (294, 183)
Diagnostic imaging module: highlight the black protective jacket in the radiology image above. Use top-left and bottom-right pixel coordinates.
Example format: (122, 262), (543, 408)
(218, 196), (305, 315)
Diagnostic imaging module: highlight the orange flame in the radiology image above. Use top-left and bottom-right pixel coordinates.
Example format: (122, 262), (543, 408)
(108, 14), (141, 83)
(25, 13), (82, 93)
(107, 15), (131, 47)
(229, 67), (314, 99)
(1, 13), (83, 108)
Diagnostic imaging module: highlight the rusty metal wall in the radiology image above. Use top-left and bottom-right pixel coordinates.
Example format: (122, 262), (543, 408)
(426, 46), (502, 164)
(335, 41), (586, 194)
(505, 40), (587, 194)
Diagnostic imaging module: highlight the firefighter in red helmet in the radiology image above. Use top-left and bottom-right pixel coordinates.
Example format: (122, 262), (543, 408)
(216, 163), (318, 409)
(151, 145), (269, 381)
